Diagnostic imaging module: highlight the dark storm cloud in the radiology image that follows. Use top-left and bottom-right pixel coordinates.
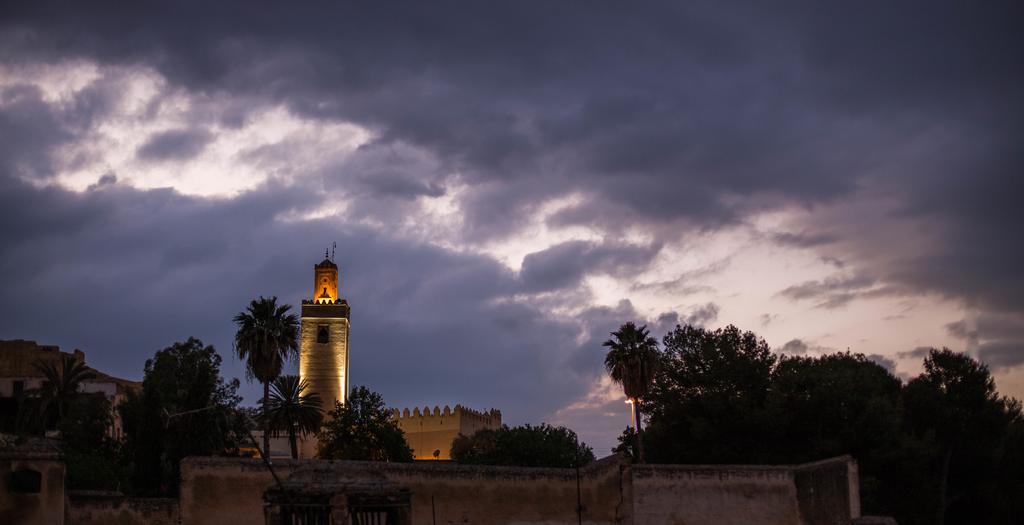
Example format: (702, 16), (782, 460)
(780, 339), (810, 355)
(778, 338), (835, 356)
(945, 320), (979, 347)
(1, 0), (1022, 435)
(978, 343), (1023, 371)
(630, 258), (727, 296)
(519, 240), (661, 293)
(136, 128), (213, 162)
(0, 84), (72, 178)
(5, 1), (1017, 240)
(866, 354), (897, 374)
(355, 173), (444, 200)
(897, 347), (933, 361)
(777, 273), (905, 309)
(944, 313), (1024, 370)
(771, 232), (837, 249)
(682, 302), (719, 327)
(0, 172), (616, 424)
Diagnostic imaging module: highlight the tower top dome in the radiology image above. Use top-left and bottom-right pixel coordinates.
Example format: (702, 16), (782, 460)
(312, 251), (340, 303)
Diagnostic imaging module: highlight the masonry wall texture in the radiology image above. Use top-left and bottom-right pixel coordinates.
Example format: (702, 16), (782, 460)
(632, 464), (800, 525)
(179, 457), (299, 525)
(66, 492), (178, 525)
(300, 309), (350, 410)
(177, 454), (861, 525)
(794, 457), (861, 525)
(0, 452), (65, 525)
(395, 404), (502, 460)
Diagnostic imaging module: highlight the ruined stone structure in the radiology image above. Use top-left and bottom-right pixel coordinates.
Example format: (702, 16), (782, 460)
(394, 404), (502, 460)
(0, 433), (66, 525)
(0, 340), (139, 439)
(298, 255), (351, 456)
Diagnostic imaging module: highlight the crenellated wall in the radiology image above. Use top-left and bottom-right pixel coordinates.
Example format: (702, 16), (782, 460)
(394, 404), (502, 459)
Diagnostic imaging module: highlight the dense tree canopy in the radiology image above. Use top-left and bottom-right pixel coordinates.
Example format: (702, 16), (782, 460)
(621, 322), (1024, 525)
(451, 423), (595, 468)
(903, 349), (1022, 525)
(59, 393), (124, 490)
(452, 421), (598, 466)
(120, 337), (245, 495)
(316, 386), (413, 462)
(645, 324), (776, 464)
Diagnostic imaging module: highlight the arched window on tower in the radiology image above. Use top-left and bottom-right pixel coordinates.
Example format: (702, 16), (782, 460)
(317, 325), (329, 344)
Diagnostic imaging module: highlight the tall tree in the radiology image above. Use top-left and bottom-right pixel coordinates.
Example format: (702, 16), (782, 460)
(645, 324), (776, 464)
(232, 296), (300, 457)
(264, 375), (323, 459)
(120, 337), (243, 495)
(602, 321), (660, 463)
(59, 394), (124, 491)
(767, 353), (905, 513)
(317, 386), (413, 462)
(904, 348), (1018, 525)
(32, 354), (96, 430)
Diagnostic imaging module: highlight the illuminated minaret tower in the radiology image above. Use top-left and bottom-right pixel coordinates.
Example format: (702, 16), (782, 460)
(299, 251), (350, 416)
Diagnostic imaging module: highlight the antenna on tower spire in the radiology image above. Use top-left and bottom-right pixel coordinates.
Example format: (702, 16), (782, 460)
(331, 242), (337, 261)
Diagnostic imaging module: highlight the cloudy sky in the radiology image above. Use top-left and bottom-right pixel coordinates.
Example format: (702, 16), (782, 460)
(1, 1), (1021, 454)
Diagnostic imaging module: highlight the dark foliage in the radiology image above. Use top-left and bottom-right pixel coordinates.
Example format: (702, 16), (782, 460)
(316, 386), (413, 462)
(59, 393), (125, 490)
(451, 423), (595, 468)
(612, 426), (637, 459)
(120, 337), (243, 495)
(765, 353), (907, 515)
(902, 349), (1023, 525)
(632, 322), (1024, 525)
(233, 296), (300, 457)
(645, 324), (776, 464)
(602, 321), (660, 462)
(263, 374), (323, 459)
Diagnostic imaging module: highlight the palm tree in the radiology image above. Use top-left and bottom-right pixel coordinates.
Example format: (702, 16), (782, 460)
(603, 321), (660, 463)
(32, 354), (96, 431)
(264, 375), (323, 459)
(233, 296), (300, 457)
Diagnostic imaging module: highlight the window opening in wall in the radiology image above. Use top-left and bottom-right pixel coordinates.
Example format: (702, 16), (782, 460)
(317, 325), (329, 344)
(11, 468), (42, 493)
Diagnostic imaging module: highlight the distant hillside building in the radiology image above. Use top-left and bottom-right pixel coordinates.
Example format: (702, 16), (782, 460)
(394, 405), (502, 460)
(0, 340), (140, 439)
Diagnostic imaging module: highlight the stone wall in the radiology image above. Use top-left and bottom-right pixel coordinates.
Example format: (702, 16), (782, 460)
(179, 454), (860, 525)
(182, 455), (624, 525)
(395, 404), (502, 460)
(0, 453), (65, 525)
(180, 457), (299, 525)
(794, 456), (861, 525)
(632, 464), (801, 525)
(66, 492), (178, 525)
